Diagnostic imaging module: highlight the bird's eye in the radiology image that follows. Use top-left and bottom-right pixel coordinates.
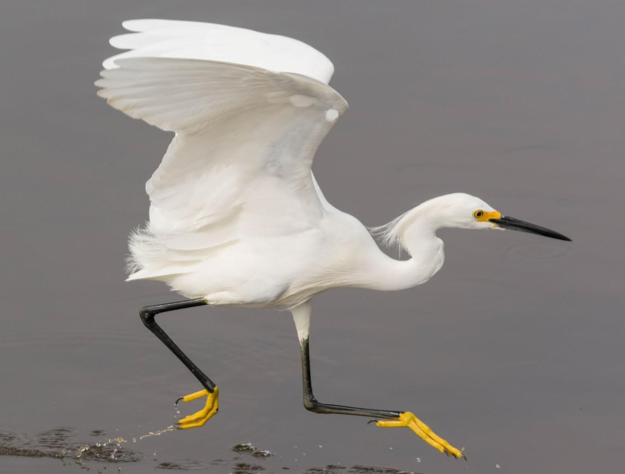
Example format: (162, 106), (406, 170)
(474, 210), (484, 219)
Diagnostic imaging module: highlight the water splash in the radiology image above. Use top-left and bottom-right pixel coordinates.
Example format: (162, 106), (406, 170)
(0, 428), (142, 463)
(232, 442), (274, 458)
(139, 425), (176, 441)
(2, 431), (424, 474)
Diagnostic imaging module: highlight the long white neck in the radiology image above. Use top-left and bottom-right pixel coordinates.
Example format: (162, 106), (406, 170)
(358, 200), (446, 292)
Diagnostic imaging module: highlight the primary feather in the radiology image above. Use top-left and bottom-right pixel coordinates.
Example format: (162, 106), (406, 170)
(104, 19), (336, 84)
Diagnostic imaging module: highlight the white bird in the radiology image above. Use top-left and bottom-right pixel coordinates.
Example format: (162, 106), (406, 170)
(96, 19), (570, 459)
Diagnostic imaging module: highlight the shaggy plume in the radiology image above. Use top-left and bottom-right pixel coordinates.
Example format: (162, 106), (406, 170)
(126, 225), (163, 276)
(369, 206), (425, 255)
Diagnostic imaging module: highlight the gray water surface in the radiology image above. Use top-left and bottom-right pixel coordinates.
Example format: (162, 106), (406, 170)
(1, 1), (624, 473)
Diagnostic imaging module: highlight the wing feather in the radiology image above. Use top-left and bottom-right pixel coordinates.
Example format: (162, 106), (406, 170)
(103, 19), (335, 84)
(96, 20), (347, 282)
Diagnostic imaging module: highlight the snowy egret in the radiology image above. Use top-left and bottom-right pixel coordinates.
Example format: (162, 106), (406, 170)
(96, 19), (571, 459)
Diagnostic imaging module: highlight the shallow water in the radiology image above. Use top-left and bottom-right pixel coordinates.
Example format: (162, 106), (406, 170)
(1, 1), (625, 473)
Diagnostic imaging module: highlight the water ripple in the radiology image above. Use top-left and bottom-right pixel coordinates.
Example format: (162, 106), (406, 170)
(1, 431), (423, 474)
(502, 241), (574, 262)
(0, 427), (142, 463)
(156, 458), (212, 470)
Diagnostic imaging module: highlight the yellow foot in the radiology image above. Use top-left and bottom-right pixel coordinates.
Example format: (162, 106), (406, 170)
(175, 386), (219, 429)
(376, 412), (465, 459)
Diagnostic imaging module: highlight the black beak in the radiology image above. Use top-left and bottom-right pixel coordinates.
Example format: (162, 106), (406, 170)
(489, 216), (572, 242)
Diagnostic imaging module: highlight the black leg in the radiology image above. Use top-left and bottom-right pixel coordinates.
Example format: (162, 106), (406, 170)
(299, 337), (401, 420)
(298, 336), (466, 459)
(140, 299), (216, 393)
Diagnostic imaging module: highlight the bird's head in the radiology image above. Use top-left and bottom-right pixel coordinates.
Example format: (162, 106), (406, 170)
(374, 193), (571, 254)
(430, 193), (571, 240)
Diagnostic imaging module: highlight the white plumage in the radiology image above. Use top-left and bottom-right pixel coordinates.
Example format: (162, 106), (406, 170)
(96, 20), (570, 456)
(103, 19), (335, 83)
(96, 19), (568, 309)
(97, 20), (353, 306)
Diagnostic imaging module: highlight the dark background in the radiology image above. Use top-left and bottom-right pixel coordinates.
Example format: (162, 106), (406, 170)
(1, 1), (624, 473)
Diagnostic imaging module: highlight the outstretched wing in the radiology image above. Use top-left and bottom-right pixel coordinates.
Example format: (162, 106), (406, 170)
(95, 20), (347, 280)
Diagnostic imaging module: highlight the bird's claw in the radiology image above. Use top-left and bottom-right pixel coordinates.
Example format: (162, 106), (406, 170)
(175, 386), (219, 429)
(376, 411), (465, 460)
